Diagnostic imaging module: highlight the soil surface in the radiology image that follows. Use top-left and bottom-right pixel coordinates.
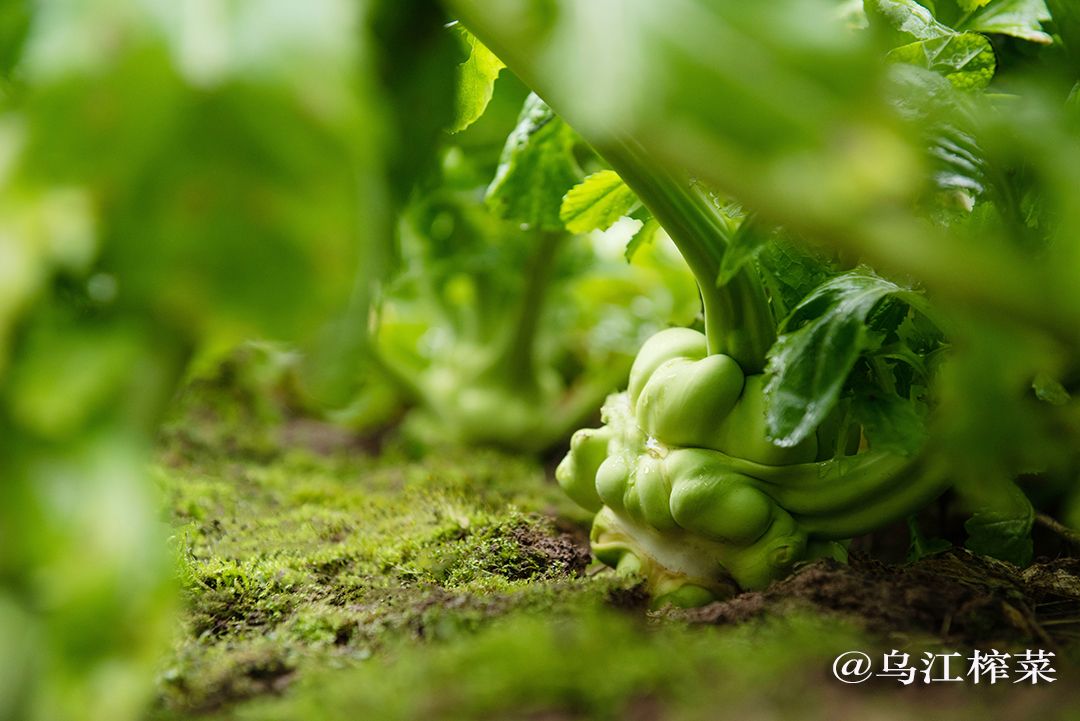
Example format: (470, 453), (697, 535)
(676, 552), (1080, 648)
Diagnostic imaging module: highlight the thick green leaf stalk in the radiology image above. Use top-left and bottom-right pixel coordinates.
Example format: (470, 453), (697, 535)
(557, 328), (951, 606)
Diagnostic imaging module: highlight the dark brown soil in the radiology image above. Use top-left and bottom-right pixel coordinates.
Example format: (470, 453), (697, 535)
(672, 550), (1080, 649)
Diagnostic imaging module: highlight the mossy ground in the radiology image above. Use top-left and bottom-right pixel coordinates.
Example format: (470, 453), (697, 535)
(146, 368), (1080, 721)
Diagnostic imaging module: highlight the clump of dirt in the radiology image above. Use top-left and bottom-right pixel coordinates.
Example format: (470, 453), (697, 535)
(508, 524), (591, 578)
(437, 516), (591, 585)
(673, 549), (1080, 647)
(605, 581), (652, 611)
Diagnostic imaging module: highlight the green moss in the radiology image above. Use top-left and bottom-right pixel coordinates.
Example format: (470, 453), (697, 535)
(150, 438), (613, 718)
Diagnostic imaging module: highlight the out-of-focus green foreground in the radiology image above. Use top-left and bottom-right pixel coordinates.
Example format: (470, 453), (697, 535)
(0, 2), (399, 719)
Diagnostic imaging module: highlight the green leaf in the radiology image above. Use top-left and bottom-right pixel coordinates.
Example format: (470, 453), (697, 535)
(560, 170), (640, 234)
(961, 0), (1052, 45)
(906, 517), (952, 562)
(852, 391), (928, 455)
(755, 238), (837, 319)
(868, 0), (957, 40)
(449, 26), (505, 133)
(624, 207), (659, 262)
(1047, 0), (1080, 70)
(956, 0), (992, 12)
(887, 66), (987, 207)
(964, 481), (1034, 566)
(930, 124), (985, 197)
(716, 216), (770, 287)
(870, 0), (999, 88)
(888, 32), (997, 89)
(1033, 372), (1070, 405)
(486, 93), (581, 231)
(764, 270), (928, 446)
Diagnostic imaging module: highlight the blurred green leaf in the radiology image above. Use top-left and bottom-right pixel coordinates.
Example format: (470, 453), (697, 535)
(964, 480), (1034, 565)
(1046, 0), (1080, 72)
(929, 124), (985, 198)
(455, 0), (921, 241)
(0, 594), (32, 717)
(906, 516), (952, 561)
(852, 391), (928, 454)
(560, 170), (640, 235)
(868, 0), (957, 40)
(450, 26), (505, 133)
(1032, 371), (1070, 405)
(17, 41), (379, 348)
(0, 0), (30, 78)
(7, 319), (141, 439)
(486, 93), (580, 231)
(300, 0), (457, 407)
(887, 65), (988, 208)
(102, 85), (366, 340)
(372, 0), (459, 202)
(0, 182), (96, 375)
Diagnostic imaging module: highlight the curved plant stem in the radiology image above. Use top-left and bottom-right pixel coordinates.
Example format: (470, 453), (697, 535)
(602, 140), (776, 371)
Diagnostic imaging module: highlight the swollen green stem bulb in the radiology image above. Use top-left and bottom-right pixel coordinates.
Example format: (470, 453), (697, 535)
(556, 327), (949, 604)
